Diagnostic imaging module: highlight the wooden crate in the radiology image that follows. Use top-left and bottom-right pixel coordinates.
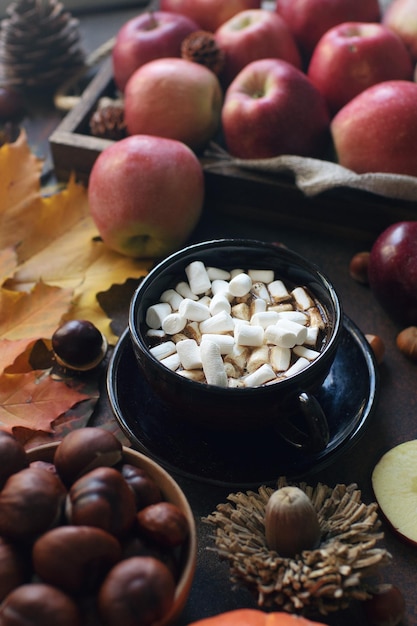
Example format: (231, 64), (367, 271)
(49, 57), (417, 243)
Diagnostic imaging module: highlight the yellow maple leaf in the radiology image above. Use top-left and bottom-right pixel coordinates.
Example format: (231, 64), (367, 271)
(0, 281), (73, 341)
(0, 247), (18, 284)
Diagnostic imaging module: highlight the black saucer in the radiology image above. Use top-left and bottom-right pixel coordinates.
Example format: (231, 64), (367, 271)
(107, 316), (379, 487)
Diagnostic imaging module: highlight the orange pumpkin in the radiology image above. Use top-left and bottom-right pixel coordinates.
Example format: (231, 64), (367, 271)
(188, 609), (328, 626)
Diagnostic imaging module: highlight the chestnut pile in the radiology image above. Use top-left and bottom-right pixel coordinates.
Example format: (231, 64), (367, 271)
(0, 428), (190, 626)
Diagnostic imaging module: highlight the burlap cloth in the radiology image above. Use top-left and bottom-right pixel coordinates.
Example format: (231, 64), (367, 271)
(203, 144), (417, 204)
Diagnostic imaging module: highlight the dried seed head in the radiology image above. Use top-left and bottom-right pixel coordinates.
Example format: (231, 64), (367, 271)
(264, 486), (321, 557)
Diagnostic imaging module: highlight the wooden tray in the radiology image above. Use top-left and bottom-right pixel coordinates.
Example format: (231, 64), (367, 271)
(49, 57), (417, 243)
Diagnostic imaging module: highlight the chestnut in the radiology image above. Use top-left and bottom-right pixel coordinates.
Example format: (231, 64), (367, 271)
(53, 427), (123, 487)
(136, 502), (189, 548)
(120, 464), (162, 510)
(0, 538), (31, 602)
(0, 430), (28, 488)
(32, 525), (122, 594)
(52, 319), (107, 371)
(0, 583), (81, 626)
(66, 466), (136, 537)
(0, 467), (66, 541)
(98, 556), (176, 626)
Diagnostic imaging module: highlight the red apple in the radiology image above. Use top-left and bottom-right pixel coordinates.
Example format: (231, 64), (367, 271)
(367, 221), (417, 326)
(221, 58), (330, 159)
(87, 135), (204, 259)
(383, 0), (417, 63)
(331, 80), (417, 176)
(308, 22), (413, 115)
(124, 57), (223, 152)
(159, 0), (261, 33)
(275, 0), (381, 61)
(214, 9), (302, 87)
(112, 11), (200, 92)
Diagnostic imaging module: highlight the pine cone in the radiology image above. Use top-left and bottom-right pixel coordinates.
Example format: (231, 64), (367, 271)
(90, 101), (126, 141)
(0, 0), (86, 89)
(181, 30), (225, 76)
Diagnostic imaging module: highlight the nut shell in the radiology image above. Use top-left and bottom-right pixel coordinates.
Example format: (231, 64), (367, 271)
(0, 538), (30, 601)
(54, 427), (123, 487)
(136, 502), (189, 548)
(120, 464), (162, 510)
(0, 430), (28, 488)
(66, 466), (136, 537)
(32, 525), (122, 593)
(52, 319), (107, 370)
(0, 583), (81, 626)
(0, 468), (66, 541)
(98, 556), (176, 626)
(264, 486), (321, 557)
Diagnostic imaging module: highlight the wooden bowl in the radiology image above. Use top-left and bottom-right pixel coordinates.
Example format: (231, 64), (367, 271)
(26, 443), (197, 626)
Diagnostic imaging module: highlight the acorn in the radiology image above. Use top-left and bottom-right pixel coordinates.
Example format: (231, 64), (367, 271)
(51, 319), (107, 371)
(264, 486), (321, 557)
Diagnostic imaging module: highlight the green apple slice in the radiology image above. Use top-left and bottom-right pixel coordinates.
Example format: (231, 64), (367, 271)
(372, 440), (417, 544)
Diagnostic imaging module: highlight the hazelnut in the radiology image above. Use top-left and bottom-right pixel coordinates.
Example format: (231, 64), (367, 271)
(0, 538), (31, 602)
(264, 486), (321, 557)
(32, 525), (121, 594)
(0, 583), (81, 626)
(66, 466), (136, 537)
(53, 427), (123, 487)
(0, 430), (28, 488)
(98, 556), (176, 626)
(396, 326), (417, 362)
(349, 251), (370, 284)
(136, 502), (189, 548)
(52, 319), (107, 371)
(363, 583), (405, 626)
(365, 334), (385, 365)
(120, 464), (162, 510)
(0, 467), (66, 542)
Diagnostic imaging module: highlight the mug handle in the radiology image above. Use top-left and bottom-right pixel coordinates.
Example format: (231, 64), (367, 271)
(277, 392), (330, 453)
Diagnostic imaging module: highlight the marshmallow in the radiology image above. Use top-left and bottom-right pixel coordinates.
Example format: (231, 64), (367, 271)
(200, 340), (228, 387)
(244, 363), (276, 387)
(176, 339), (202, 370)
(211, 279), (231, 298)
(146, 302), (171, 329)
(270, 346), (291, 371)
(251, 310), (280, 328)
(199, 310), (235, 334)
(304, 326), (320, 346)
(206, 266), (231, 280)
(176, 281), (198, 300)
(293, 345), (321, 360)
(235, 324), (264, 347)
(209, 293), (231, 316)
(250, 297), (267, 316)
(150, 341), (177, 361)
(162, 313), (187, 335)
(276, 310), (309, 325)
(247, 345), (270, 373)
(178, 298), (211, 322)
(231, 302), (250, 321)
(248, 269), (275, 283)
(201, 333), (234, 354)
(160, 289), (184, 311)
(160, 352), (181, 371)
(185, 261), (211, 295)
(146, 329), (166, 340)
(292, 286), (314, 310)
(228, 272), (252, 297)
(283, 357), (310, 377)
(251, 282), (271, 302)
(308, 306), (326, 329)
(268, 279), (290, 302)
(264, 319), (307, 348)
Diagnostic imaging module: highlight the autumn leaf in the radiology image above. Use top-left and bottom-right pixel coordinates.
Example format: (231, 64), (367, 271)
(0, 370), (90, 433)
(0, 338), (39, 375)
(0, 247), (18, 284)
(0, 281), (73, 341)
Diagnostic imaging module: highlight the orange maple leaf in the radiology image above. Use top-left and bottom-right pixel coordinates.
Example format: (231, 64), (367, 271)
(0, 338), (39, 375)
(0, 247), (18, 284)
(0, 370), (90, 433)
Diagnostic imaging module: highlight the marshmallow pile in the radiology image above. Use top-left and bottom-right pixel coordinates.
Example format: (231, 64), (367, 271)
(144, 261), (328, 388)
